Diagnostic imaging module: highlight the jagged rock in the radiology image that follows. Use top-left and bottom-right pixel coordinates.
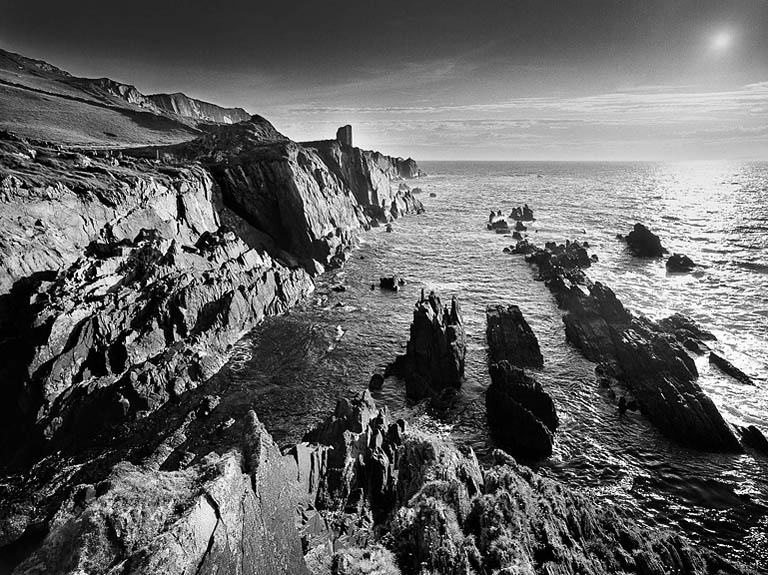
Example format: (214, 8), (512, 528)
(624, 223), (667, 257)
(667, 252), (697, 272)
(710, 352), (754, 385)
(3, 227), (313, 454)
(513, 239), (741, 452)
(9, 410), (314, 575)
(486, 361), (558, 459)
(304, 391), (404, 521)
(485, 304), (544, 368)
(514, 220), (527, 231)
(390, 291), (466, 400)
(389, 431), (742, 575)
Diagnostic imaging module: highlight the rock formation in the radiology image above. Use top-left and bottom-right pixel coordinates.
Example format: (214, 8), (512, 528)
(667, 252), (697, 272)
(510, 238), (742, 452)
(389, 291), (466, 400)
(485, 305), (557, 459)
(709, 352), (754, 385)
(624, 223), (667, 257)
(486, 304), (544, 368)
(486, 361), (558, 459)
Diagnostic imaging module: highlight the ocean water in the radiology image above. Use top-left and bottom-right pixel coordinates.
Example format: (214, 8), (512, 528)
(219, 161), (768, 567)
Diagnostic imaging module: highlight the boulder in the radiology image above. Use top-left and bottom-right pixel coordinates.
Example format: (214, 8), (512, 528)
(486, 361), (558, 459)
(624, 223), (667, 257)
(667, 253), (697, 272)
(485, 304), (544, 368)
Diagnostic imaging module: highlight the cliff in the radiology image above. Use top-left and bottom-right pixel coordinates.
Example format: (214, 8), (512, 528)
(0, 117), (424, 466)
(147, 92), (251, 124)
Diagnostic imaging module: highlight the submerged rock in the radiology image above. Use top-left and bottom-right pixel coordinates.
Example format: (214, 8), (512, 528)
(624, 222), (667, 257)
(390, 291), (466, 400)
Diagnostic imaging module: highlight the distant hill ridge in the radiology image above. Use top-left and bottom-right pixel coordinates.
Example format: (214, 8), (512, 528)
(0, 47), (251, 144)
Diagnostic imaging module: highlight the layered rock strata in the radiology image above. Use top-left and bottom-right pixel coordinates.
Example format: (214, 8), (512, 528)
(509, 238), (741, 452)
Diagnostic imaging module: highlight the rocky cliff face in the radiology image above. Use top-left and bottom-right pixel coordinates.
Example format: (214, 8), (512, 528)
(0, 118), (425, 465)
(303, 139), (425, 221)
(147, 92), (251, 124)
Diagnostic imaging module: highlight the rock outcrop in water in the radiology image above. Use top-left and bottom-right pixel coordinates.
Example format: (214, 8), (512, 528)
(667, 252), (697, 272)
(623, 223), (667, 257)
(485, 305), (557, 459)
(486, 304), (544, 368)
(389, 291), (466, 400)
(487, 361), (558, 459)
(510, 238), (742, 452)
(709, 352), (754, 385)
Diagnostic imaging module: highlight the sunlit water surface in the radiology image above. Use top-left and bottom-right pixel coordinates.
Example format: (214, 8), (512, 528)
(215, 161), (768, 568)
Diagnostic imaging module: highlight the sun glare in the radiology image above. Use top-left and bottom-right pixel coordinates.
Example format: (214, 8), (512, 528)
(711, 30), (732, 52)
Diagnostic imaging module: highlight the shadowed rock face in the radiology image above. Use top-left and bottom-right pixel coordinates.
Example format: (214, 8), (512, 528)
(486, 304), (544, 368)
(510, 238), (741, 452)
(486, 361), (558, 459)
(390, 291), (467, 400)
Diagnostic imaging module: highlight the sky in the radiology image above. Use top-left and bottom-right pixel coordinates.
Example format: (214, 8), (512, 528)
(2, 0), (768, 160)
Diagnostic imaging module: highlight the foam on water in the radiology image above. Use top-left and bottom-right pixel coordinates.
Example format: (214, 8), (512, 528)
(218, 160), (768, 568)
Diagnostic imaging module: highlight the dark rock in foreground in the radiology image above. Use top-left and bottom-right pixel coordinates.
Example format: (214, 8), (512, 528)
(624, 222), (667, 257)
(667, 252), (697, 272)
(487, 361), (558, 459)
(390, 291), (466, 400)
(710, 352), (754, 385)
(486, 304), (544, 368)
(0, 386), (754, 574)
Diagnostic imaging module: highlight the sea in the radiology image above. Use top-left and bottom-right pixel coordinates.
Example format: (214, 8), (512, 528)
(215, 161), (768, 568)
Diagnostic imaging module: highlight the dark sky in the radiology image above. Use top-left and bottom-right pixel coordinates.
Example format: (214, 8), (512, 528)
(3, 0), (768, 159)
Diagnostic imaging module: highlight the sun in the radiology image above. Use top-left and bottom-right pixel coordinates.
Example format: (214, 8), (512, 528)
(711, 30), (733, 52)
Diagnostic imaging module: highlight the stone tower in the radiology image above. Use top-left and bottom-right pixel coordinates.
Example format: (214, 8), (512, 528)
(336, 125), (352, 147)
